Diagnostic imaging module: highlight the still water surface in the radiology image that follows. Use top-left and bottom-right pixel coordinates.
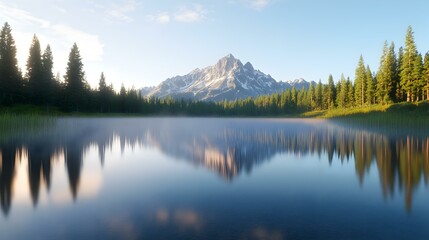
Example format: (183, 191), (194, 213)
(0, 117), (429, 239)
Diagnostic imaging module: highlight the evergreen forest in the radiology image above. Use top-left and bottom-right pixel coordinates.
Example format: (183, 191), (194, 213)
(1, 22), (428, 116)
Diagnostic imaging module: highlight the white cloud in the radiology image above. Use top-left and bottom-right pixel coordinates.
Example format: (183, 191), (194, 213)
(250, 0), (270, 10)
(232, 0), (271, 10)
(51, 24), (104, 62)
(147, 5), (207, 24)
(174, 5), (207, 23)
(0, 2), (50, 28)
(105, 0), (138, 23)
(146, 12), (171, 24)
(0, 2), (103, 78)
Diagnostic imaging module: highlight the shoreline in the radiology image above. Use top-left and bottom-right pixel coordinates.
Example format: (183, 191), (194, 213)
(1, 101), (428, 120)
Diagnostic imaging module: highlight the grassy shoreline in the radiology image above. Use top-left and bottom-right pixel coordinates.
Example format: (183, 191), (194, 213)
(300, 101), (429, 128)
(0, 102), (427, 142)
(0, 113), (55, 142)
(1, 101), (428, 121)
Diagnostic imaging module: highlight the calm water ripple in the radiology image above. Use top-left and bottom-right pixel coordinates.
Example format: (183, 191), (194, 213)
(0, 117), (428, 240)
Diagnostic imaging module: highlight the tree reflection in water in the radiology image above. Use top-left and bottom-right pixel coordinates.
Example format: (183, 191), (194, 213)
(0, 118), (428, 216)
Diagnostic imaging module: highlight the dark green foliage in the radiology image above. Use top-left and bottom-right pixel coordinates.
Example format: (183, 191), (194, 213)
(326, 74), (335, 110)
(389, 43), (400, 102)
(0, 22), (22, 105)
(315, 80), (323, 110)
(63, 43), (89, 111)
(365, 66), (375, 105)
(336, 74), (348, 108)
(119, 84), (127, 112)
(97, 73), (114, 112)
(396, 47), (404, 101)
(26, 35), (44, 104)
(400, 26), (418, 102)
(346, 78), (354, 107)
(376, 42), (396, 104)
(25, 37), (56, 110)
(412, 53), (424, 101)
(309, 82), (316, 109)
(41, 45), (56, 108)
(354, 55), (366, 108)
(424, 52), (429, 100)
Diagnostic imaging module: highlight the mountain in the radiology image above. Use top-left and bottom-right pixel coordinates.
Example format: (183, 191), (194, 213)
(285, 78), (314, 90)
(143, 54), (314, 101)
(140, 86), (155, 96)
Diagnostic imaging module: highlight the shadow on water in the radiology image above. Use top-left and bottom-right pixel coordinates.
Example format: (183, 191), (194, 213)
(0, 117), (428, 216)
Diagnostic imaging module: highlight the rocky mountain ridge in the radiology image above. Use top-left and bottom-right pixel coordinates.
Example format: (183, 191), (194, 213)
(143, 54), (315, 101)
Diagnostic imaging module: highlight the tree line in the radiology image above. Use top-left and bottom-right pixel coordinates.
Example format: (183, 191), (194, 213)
(0, 22), (142, 113)
(0, 22), (428, 115)
(221, 26), (428, 115)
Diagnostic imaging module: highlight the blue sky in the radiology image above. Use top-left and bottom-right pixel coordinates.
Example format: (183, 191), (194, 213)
(1, 0), (428, 90)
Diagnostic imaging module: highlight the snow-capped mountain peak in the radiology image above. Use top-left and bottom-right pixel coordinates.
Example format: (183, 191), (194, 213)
(213, 54), (243, 75)
(244, 62), (254, 72)
(143, 54), (313, 101)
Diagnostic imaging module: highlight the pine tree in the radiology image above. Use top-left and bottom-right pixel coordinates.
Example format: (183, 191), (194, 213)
(308, 82), (316, 110)
(335, 80), (341, 108)
(64, 43), (87, 111)
(335, 80), (341, 97)
(26, 35), (43, 104)
(400, 26), (417, 102)
(321, 84), (328, 110)
(98, 73), (107, 91)
(412, 53), (423, 101)
(365, 66), (375, 105)
(315, 80), (323, 110)
(424, 52), (429, 100)
(337, 74), (348, 108)
(326, 74), (335, 109)
(396, 47), (404, 101)
(0, 22), (22, 105)
(280, 90), (287, 110)
(41, 45), (55, 107)
(297, 87), (306, 111)
(389, 43), (399, 101)
(291, 86), (297, 105)
(376, 41), (396, 104)
(98, 72), (107, 112)
(346, 78), (354, 107)
(376, 47), (385, 103)
(354, 55), (366, 107)
(376, 42), (387, 104)
(119, 83), (127, 112)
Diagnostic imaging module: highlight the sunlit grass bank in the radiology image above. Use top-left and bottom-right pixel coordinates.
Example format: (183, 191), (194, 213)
(302, 101), (429, 127)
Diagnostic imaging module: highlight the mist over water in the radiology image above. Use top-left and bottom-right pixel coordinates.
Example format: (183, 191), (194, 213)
(0, 117), (428, 239)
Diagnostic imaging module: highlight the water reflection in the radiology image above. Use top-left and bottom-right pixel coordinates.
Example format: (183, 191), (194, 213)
(0, 118), (428, 217)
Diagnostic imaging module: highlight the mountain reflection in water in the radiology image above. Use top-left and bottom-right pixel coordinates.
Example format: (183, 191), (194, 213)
(0, 117), (428, 217)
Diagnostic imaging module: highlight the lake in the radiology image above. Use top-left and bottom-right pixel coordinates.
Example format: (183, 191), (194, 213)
(0, 117), (428, 240)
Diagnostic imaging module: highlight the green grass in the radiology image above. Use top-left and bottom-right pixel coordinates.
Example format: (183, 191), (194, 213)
(0, 112), (55, 142)
(300, 105), (387, 118)
(301, 101), (429, 128)
(0, 113), (51, 128)
(0, 104), (62, 115)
